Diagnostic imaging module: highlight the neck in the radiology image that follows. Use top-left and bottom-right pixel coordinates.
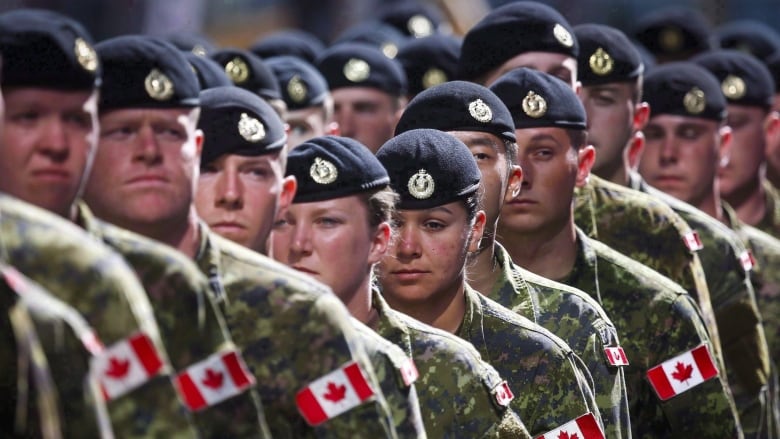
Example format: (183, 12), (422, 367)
(722, 177), (766, 227)
(466, 236), (501, 296)
(500, 219), (578, 280)
(345, 275), (378, 328)
(126, 206), (201, 258)
(595, 162), (628, 187)
(386, 277), (467, 334)
(696, 186), (725, 222)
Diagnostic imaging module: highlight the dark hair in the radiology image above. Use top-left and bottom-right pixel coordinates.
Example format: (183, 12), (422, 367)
(504, 139), (518, 172)
(361, 186), (399, 229)
(463, 192), (480, 222)
(567, 129), (588, 150)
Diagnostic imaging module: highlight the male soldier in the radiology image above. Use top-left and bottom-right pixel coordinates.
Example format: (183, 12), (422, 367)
(0, 11), (235, 437)
(491, 67), (741, 437)
(266, 55), (339, 147)
(316, 43), (407, 153)
(395, 80), (630, 438)
(83, 36), (398, 438)
(377, 129), (603, 437)
(195, 87), (425, 437)
(638, 61), (774, 438)
(632, 6), (712, 64)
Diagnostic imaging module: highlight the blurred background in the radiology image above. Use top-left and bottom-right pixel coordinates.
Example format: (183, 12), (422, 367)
(0, 0), (776, 49)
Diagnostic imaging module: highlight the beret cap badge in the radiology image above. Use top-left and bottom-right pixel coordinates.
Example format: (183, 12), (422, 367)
(408, 14), (433, 38)
(683, 87), (706, 115)
(381, 42), (399, 59)
(225, 57), (250, 84)
(287, 75), (308, 103)
(589, 47), (614, 76)
(74, 38), (98, 72)
(422, 68), (447, 89)
(344, 58), (371, 82)
(310, 157), (338, 185)
(553, 23), (574, 48)
(144, 68), (175, 101)
(660, 27), (683, 52)
(238, 112), (266, 142)
(468, 99), (493, 123)
(408, 169), (435, 199)
(721, 75), (746, 100)
(522, 91), (548, 118)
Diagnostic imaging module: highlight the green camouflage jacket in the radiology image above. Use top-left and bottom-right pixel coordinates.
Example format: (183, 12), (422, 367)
(631, 173), (771, 438)
(458, 284), (602, 437)
(0, 194), (198, 437)
(756, 180), (780, 239)
(78, 202), (270, 438)
(195, 223), (397, 438)
(372, 290), (531, 439)
(485, 243), (630, 439)
(350, 318), (426, 438)
(559, 229), (741, 438)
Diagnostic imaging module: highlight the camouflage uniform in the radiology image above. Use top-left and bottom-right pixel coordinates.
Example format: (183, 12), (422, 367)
(0, 194), (198, 437)
(630, 172), (772, 438)
(755, 180), (780, 239)
(458, 284), (602, 437)
(486, 242), (630, 439)
(350, 318), (426, 438)
(558, 228), (741, 438)
(372, 290), (531, 438)
(194, 223), (397, 438)
(76, 202), (270, 438)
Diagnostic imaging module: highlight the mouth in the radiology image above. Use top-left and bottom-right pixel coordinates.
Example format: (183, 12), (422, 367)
(211, 221), (246, 233)
(292, 266), (319, 275)
(31, 168), (71, 182)
(390, 269), (429, 281)
(126, 174), (168, 185)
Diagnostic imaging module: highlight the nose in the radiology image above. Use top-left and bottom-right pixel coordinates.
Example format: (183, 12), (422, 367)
(659, 135), (678, 165)
(289, 222), (313, 257)
(335, 107), (354, 138)
(38, 118), (69, 160)
(133, 125), (162, 165)
(215, 168), (243, 210)
(395, 224), (422, 261)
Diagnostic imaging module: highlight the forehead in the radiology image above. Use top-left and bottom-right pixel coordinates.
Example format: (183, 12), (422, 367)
(488, 52), (576, 84)
(726, 104), (766, 120)
(646, 113), (720, 132)
(3, 86), (94, 107)
(583, 82), (635, 97)
(292, 194), (365, 212)
(287, 106), (325, 122)
(100, 107), (193, 123)
(331, 87), (393, 105)
(514, 125), (570, 145)
(448, 130), (505, 152)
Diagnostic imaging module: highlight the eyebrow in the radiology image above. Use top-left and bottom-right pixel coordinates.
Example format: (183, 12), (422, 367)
(464, 136), (499, 151)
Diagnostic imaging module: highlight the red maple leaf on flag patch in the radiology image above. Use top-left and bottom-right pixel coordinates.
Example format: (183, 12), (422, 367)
(202, 368), (224, 389)
(105, 357), (130, 379)
(558, 430), (579, 439)
(671, 362), (693, 383)
(323, 382), (347, 402)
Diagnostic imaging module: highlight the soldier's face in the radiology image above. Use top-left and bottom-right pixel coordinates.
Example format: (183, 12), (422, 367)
(766, 108), (780, 179)
(639, 115), (725, 209)
(332, 87), (399, 153)
(272, 195), (390, 304)
(499, 127), (590, 235)
(85, 108), (202, 233)
(0, 87), (98, 218)
(480, 52), (578, 89)
(196, 152), (294, 255)
(286, 106), (330, 149)
(378, 202), (484, 317)
(580, 83), (636, 178)
(718, 105), (769, 200)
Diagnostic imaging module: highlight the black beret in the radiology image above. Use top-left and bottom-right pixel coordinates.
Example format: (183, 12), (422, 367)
(766, 51), (780, 94)
(395, 80), (516, 143)
(375, 1), (443, 38)
(489, 68), (586, 130)
(396, 34), (461, 96)
(692, 50), (775, 109)
(97, 35), (199, 111)
(266, 56), (329, 110)
(458, 2), (578, 81)
(249, 30), (325, 65)
(644, 62), (727, 121)
(376, 129), (480, 210)
(633, 7), (712, 59)
(316, 43), (407, 96)
(184, 51), (233, 90)
(198, 86), (287, 168)
(287, 136), (389, 203)
(716, 20), (780, 64)
(165, 33), (217, 57)
(211, 48), (282, 101)
(0, 8), (100, 89)
(574, 24), (644, 86)
(333, 21), (409, 59)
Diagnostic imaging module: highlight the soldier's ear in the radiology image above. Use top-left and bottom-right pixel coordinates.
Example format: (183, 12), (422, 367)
(633, 102), (650, 131)
(575, 145), (595, 188)
(504, 164), (523, 203)
(626, 131), (645, 171)
(718, 125), (733, 165)
(467, 210), (487, 253)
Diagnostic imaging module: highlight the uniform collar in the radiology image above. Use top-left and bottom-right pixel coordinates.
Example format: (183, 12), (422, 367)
(491, 242), (539, 322)
(372, 289), (414, 357)
(194, 221), (228, 303)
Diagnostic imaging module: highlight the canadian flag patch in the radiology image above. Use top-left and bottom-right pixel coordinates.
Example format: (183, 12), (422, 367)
(535, 412), (605, 439)
(604, 346), (629, 366)
(682, 231), (703, 252)
(174, 350), (255, 411)
(492, 380), (514, 407)
(296, 361), (375, 426)
(91, 332), (163, 401)
(646, 344), (718, 401)
(739, 250), (756, 272)
(399, 357), (419, 386)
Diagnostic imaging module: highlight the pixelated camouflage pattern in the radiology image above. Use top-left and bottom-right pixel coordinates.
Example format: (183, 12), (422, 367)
(755, 180), (780, 239)
(458, 285), (602, 437)
(631, 175), (771, 438)
(0, 194), (198, 437)
(351, 318), (426, 438)
(77, 203), (270, 438)
(195, 223), (397, 438)
(372, 290), (532, 438)
(575, 175), (722, 362)
(486, 243), (630, 439)
(559, 229), (741, 438)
